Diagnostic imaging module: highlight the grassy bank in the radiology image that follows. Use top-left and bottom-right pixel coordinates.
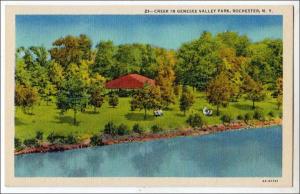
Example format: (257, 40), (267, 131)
(15, 91), (281, 141)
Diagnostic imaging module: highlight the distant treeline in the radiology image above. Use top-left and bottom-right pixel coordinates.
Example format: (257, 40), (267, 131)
(15, 31), (282, 116)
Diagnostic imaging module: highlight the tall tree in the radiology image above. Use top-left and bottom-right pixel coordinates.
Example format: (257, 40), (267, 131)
(206, 72), (234, 115)
(179, 86), (195, 116)
(155, 49), (176, 109)
(56, 76), (89, 125)
(93, 40), (116, 78)
(176, 31), (221, 90)
(48, 61), (65, 89)
(131, 84), (161, 119)
(112, 44), (142, 78)
(242, 75), (266, 109)
(15, 84), (39, 114)
(50, 34), (92, 68)
(246, 39), (282, 84)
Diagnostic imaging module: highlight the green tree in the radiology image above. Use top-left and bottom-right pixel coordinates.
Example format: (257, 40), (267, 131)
(206, 73), (234, 115)
(90, 88), (105, 112)
(108, 93), (119, 108)
(131, 84), (161, 119)
(113, 44), (142, 78)
(50, 34), (92, 68)
(246, 39), (282, 84)
(56, 76), (89, 125)
(89, 73), (106, 112)
(176, 31), (221, 90)
(15, 59), (31, 86)
(243, 75), (266, 109)
(15, 84), (39, 114)
(186, 114), (204, 128)
(179, 86), (195, 115)
(48, 61), (65, 89)
(155, 49), (176, 109)
(139, 44), (159, 79)
(93, 40), (116, 78)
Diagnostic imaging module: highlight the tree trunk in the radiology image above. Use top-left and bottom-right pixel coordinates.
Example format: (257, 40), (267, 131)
(216, 105), (220, 116)
(144, 108), (147, 120)
(74, 109), (77, 125)
(252, 100), (255, 109)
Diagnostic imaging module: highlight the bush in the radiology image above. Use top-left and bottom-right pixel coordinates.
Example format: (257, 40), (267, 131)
(90, 135), (103, 146)
(132, 123), (143, 134)
(253, 111), (265, 121)
(268, 111), (275, 118)
(279, 112), (282, 119)
(220, 114), (232, 125)
(243, 113), (252, 124)
(237, 114), (243, 120)
(15, 138), (22, 149)
(23, 138), (38, 147)
(65, 134), (77, 144)
(117, 89), (133, 97)
(151, 125), (163, 133)
(104, 121), (118, 136)
(47, 132), (66, 144)
(108, 93), (119, 108)
(174, 85), (180, 96)
(47, 132), (56, 144)
(186, 114), (204, 128)
(117, 123), (130, 136)
(35, 131), (43, 141)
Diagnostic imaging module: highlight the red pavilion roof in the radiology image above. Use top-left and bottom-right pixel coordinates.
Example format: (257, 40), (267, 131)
(105, 74), (155, 89)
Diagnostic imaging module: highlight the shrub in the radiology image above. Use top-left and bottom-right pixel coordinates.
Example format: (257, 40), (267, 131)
(90, 135), (103, 146)
(268, 111), (275, 118)
(47, 132), (56, 144)
(104, 121), (118, 136)
(220, 114), (232, 125)
(243, 113), (251, 124)
(174, 85), (180, 96)
(151, 125), (163, 133)
(237, 114), (243, 120)
(35, 131), (43, 141)
(108, 93), (119, 108)
(15, 138), (22, 149)
(65, 134), (77, 144)
(23, 138), (38, 147)
(117, 123), (130, 136)
(47, 132), (66, 144)
(117, 89), (133, 97)
(186, 114), (204, 128)
(279, 112), (283, 119)
(132, 123), (143, 134)
(253, 111), (265, 121)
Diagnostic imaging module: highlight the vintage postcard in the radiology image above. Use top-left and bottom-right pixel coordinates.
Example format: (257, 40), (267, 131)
(1, 1), (298, 192)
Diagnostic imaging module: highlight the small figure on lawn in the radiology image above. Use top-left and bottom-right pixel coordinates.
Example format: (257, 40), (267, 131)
(203, 107), (213, 116)
(154, 109), (163, 117)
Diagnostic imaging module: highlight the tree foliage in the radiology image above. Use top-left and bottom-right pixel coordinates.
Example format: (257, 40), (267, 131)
(56, 76), (89, 125)
(15, 84), (39, 114)
(131, 84), (161, 119)
(242, 75), (266, 109)
(179, 86), (195, 115)
(206, 72), (234, 115)
(155, 49), (176, 109)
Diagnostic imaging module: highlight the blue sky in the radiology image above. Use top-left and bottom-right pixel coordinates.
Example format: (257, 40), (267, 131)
(16, 15), (282, 49)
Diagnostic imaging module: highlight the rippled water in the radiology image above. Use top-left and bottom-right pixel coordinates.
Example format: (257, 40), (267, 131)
(15, 126), (282, 177)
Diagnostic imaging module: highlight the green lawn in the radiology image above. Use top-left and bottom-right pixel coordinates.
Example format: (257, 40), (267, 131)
(15, 91), (281, 141)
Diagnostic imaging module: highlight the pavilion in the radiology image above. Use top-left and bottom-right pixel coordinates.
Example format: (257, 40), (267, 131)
(105, 73), (155, 89)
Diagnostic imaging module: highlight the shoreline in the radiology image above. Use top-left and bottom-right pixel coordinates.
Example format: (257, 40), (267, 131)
(15, 119), (282, 156)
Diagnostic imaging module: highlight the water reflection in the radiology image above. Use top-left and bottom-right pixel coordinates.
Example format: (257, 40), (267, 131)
(15, 126), (282, 177)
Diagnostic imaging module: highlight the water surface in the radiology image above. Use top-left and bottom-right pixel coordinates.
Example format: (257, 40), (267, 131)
(15, 126), (282, 177)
